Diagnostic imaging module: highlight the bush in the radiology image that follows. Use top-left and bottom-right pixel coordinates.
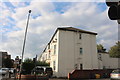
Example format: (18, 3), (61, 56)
(22, 58), (35, 74)
(21, 58), (50, 75)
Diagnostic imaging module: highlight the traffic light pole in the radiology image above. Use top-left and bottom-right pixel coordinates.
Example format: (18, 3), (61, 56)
(106, 0), (120, 69)
(118, 21), (120, 68)
(35, 55), (37, 80)
(19, 10), (31, 80)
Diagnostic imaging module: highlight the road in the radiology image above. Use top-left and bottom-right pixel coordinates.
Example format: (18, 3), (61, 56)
(1, 78), (111, 80)
(49, 79), (110, 80)
(0, 74), (111, 80)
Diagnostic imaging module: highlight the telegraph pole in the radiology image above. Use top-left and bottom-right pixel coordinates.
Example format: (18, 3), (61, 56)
(19, 10), (32, 80)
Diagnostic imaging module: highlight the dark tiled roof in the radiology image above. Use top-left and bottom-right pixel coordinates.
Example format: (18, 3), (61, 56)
(58, 27), (97, 35)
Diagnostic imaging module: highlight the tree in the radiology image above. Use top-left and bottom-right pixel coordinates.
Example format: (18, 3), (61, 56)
(109, 41), (120, 58)
(97, 44), (106, 53)
(36, 61), (50, 66)
(22, 58), (50, 74)
(22, 58), (35, 74)
(3, 58), (13, 68)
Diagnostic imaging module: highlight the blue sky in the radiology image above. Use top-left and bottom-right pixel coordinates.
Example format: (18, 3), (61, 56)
(0, 1), (118, 59)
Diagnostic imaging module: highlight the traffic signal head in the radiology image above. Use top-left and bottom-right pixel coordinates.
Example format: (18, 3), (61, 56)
(106, 0), (118, 6)
(108, 5), (120, 20)
(33, 58), (36, 62)
(106, 0), (120, 20)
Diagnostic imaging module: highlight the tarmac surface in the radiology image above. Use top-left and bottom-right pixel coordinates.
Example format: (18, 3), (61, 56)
(0, 75), (110, 80)
(1, 78), (110, 80)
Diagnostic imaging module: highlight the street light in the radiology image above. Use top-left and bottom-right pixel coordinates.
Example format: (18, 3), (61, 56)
(19, 10), (32, 80)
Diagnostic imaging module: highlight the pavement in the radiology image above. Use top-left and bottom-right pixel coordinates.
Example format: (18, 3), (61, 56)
(1, 78), (110, 80)
(49, 79), (110, 80)
(0, 75), (110, 80)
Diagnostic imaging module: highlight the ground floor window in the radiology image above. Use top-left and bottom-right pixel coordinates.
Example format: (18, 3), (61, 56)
(75, 64), (78, 69)
(53, 61), (56, 71)
(80, 64), (83, 70)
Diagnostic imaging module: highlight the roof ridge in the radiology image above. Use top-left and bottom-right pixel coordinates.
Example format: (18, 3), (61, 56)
(58, 27), (97, 35)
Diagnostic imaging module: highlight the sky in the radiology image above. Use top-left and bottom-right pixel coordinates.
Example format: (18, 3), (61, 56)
(0, 0), (118, 59)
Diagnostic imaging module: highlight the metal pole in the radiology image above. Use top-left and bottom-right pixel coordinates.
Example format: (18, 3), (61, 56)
(19, 10), (32, 80)
(35, 55), (37, 80)
(117, 1), (120, 69)
(118, 20), (120, 68)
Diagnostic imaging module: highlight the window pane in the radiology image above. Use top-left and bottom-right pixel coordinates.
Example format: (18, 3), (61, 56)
(79, 33), (82, 39)
(80, 48), (83, 54)
(54, 45), (56, 54)
(80, 64), (83, 70)
(46, 54), (47, 59)
(53, 61), (56, 70)
(49, 53), (50, 58)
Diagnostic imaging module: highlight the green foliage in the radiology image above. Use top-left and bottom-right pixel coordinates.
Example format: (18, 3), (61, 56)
(3, 58), (13, 68)
(22, 58), (50, 74)
(97, 44), (106, 53)
(109, 41), (120, 58)
(22, 58), (35, 74)
(36, 61), (50, 66)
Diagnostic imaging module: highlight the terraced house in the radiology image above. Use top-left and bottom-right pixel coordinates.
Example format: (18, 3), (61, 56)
(39, 27), (99, 77)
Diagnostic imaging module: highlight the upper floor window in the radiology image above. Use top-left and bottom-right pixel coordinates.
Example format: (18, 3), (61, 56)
(48, 52), (50, 59)
(42, 57), (44, 61)
(48, 44), (50, 49)
(46, 54), (47, 59)
(79, 33), (82, 39)
(54, 45), (56, 55)
(80, 48), (83, 54)
(98, 54), (102, 61)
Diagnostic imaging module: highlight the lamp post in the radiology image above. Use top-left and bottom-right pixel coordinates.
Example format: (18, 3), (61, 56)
(19, 10), (32, 80)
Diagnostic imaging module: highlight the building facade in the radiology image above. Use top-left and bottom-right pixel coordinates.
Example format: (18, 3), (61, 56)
(0, 52), (2, 68)
(98, 52), (119, 69)
(39, 27), (99, 77)
(0, 51), (12, 68)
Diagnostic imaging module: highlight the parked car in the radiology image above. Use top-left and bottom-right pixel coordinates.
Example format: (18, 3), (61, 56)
(31, 66), (53, 77)
(44, 67), (53, 77)
(9, 68), (15, 74)
(0, 68), (9, 76)
(31, 67), (44, 75)
(110, 69), (120, 80)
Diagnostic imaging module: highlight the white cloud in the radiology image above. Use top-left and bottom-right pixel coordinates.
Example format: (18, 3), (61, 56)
(10, 2), (27, 8)
(2, 0), (105, 2)
(1, 2), (118, 59)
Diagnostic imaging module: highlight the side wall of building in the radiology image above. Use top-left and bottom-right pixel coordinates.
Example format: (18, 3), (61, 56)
(98, 53), (118, 69)
(58, 30), (75, 77)
(58, 30), (98, 77)
(82, 33), (98, 69)
(0, 52), (2, 68)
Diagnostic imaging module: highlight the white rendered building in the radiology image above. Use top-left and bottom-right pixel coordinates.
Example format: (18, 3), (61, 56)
(0, 52), (2, 68)
(39, 27), (99, 77)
